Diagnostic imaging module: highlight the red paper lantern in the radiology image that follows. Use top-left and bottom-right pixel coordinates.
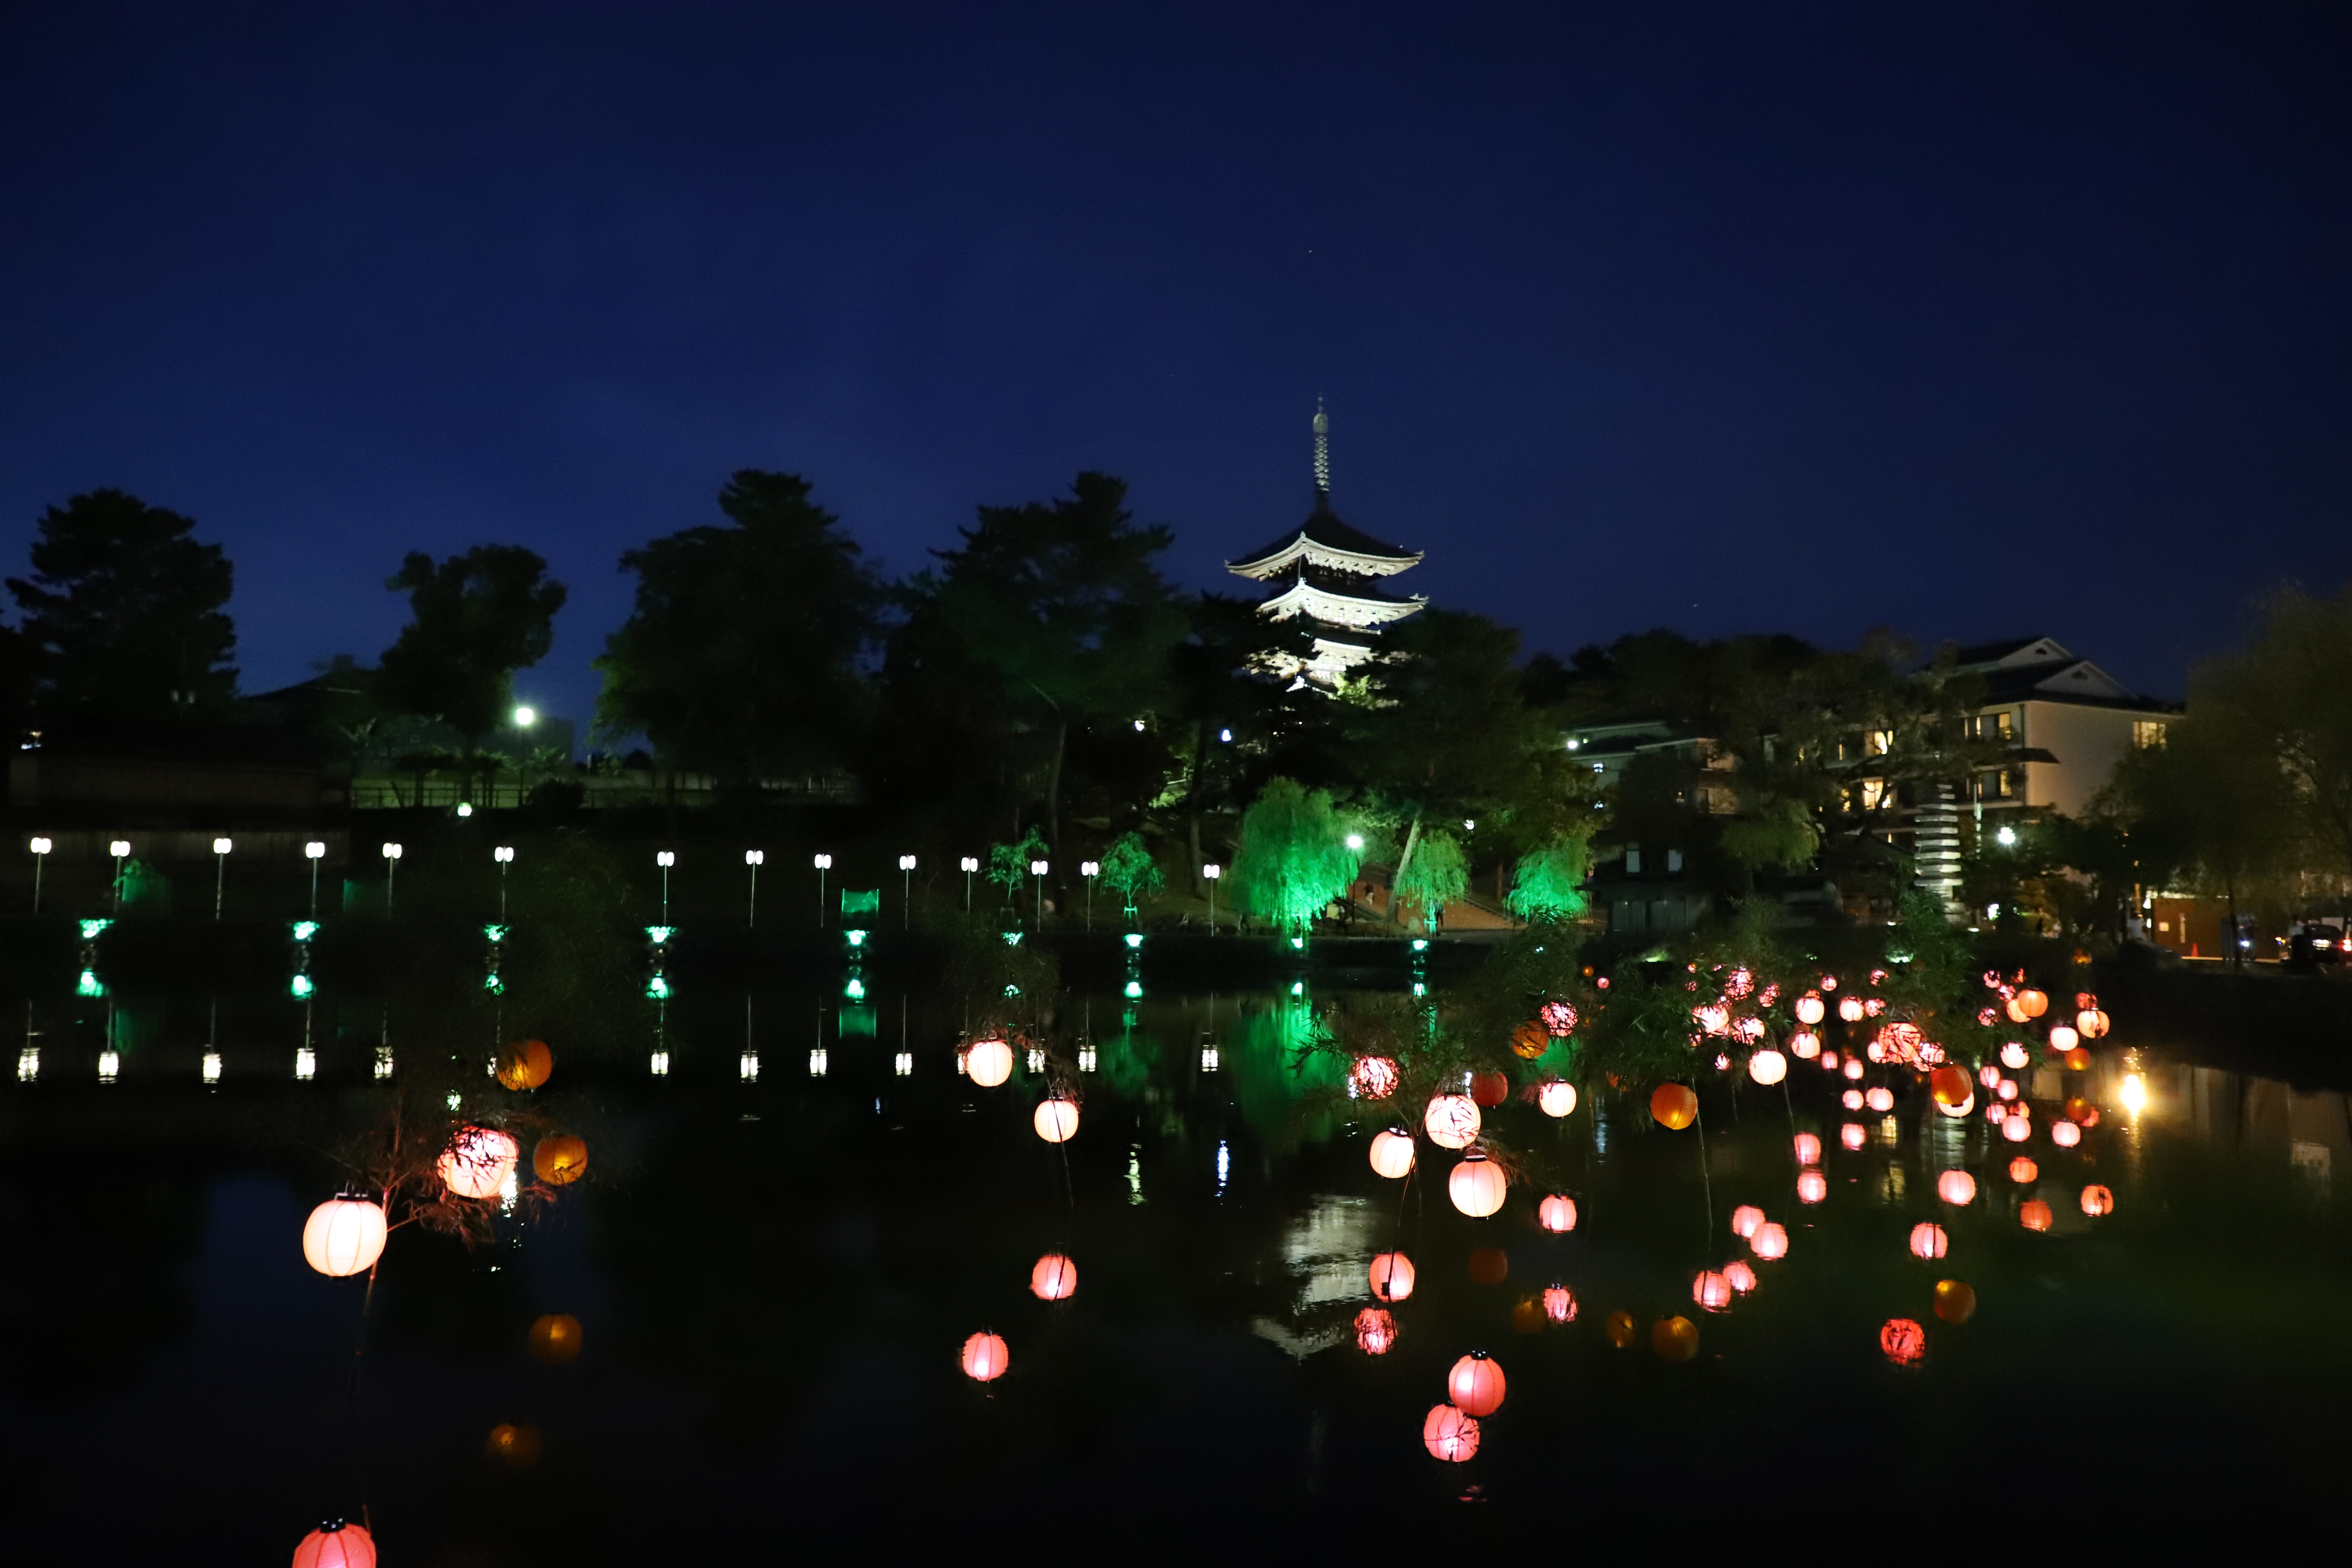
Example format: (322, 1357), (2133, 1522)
(1354, 1306), (1398, 1355)
(1840, 1123), (1866, 1151)
(302, 1196), (387, 1278)
(2001, 1116), (2032, 1143)
(1030, 1253), (1077, 1301)
(1723, 1259), (1758, 1294)
(966, 1038), (1014, 1087)
(2080, 1184), (2115, 1216)
(1692, 1269), (1732, 1312)
(437, 1127), (519, 1200)
(1423, 1403), (1480, 1462)
(1937, 1170), (1977, 1206)
(1650, 1083), (1698, 1130)
(1793, 1132), (1822, 1165)
(1369, 1128), (1416, 1179)
(1879, 1317), (1927, 1366)
(1908, 1222), (1948, 1260)
(1424, 1093), (1482, 1149)
(2021, 1200), (2054, 1232)
(961, 1331), (1009, 1382)
(1537, 1194), (1578, 1233)
(1796, 1168), (1827, 1204)
(1370, 1251), (1416, 1302)
(1842, 1089), (1864, 1112)
(1537, 1080), (1578, 1118)
(2051, 1121), (2082, 1148)
(1542, 1285), (1575, 1323)
(1865, 1086), (1894, 1113)
(1449, 1152), (1508, 1217)
(291, 1521), (377, 1568)
(2008, 1156), (2039, 1183)
(1469, 1070), (1511, 1108)
(1448, 1351), (1507, 1415)
(1730, 1204), (1765, 1239)
(1749, 1222), (1789, 1260)
(1034, 1097), (1080, 1143)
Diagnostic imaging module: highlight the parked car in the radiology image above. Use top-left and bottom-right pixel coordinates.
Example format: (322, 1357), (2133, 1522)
(2285, 922), (2346, 971)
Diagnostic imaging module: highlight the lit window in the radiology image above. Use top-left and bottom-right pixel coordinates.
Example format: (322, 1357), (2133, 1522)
(1867, 730), (1893, 756)
(2133, 720), (2167, 750)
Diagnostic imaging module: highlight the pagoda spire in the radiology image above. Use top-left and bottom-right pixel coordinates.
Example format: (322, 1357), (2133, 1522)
(1312, 397), (1331, 501)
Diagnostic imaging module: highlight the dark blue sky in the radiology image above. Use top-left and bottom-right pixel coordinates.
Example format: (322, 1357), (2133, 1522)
(3, 3), (2346, 734)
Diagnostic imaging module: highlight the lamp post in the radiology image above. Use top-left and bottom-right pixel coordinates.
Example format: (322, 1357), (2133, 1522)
(898, 855), (916, 929)
(304, 841), (325, 920)
(109, 840), (129, 914)
(380, 842), (403, 912)
(211, 838), (232, 921)
(1202, 862), (1222, 936)
(1081, 860), (1100, 932)
(744, 849), (764, 927)
(1029, 858), (1049, 930)
(494, 845), (515, 921)
(28, 838), (49, 915)
(656, 850), (675, 925)
(812, 853), (831, 928)
(960, 856), (978, 911)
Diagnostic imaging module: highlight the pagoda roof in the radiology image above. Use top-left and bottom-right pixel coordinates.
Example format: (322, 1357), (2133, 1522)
(1257, 573), (1427, 629)
(1228, 496), (1422, 579)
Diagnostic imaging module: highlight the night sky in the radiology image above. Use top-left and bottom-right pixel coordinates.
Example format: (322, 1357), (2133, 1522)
(4, 3), (2346, 737)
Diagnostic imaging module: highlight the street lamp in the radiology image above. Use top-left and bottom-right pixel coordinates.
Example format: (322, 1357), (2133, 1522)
(1202, 862), (1222, 936)
(1080, 860), (1100, 932)
(211, 838), (232, 921)
(1029, 858), (1049, 930)
(1345, 833), (1364, 851)
(812, 852), (831, 928)
(109, 840), (129, 914)
(960, 855), (979, 911)
(745, 849), (764, 927)
(513, 704), (537, 728)
(304, 841), (325, 920)
(494, 845), (515, 920)
(656, 850), (675, 924)
(380, 842), (403, 912)
(898, 854), (916, 929)
(28, 837), (49, 915)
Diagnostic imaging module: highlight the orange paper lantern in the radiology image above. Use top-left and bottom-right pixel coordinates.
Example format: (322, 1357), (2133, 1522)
(2080, 1184), (2115, 1216)
(2020, 1200), (2054, 1232)
(1034, 1097), (1080, 1143)
(437, 1127), (520, 1200)
(1908, 1222), (1948, 1259)
(1650, 1083), (1698, 1130)
(961, 1331), (1009, 1382)
(2063, 1047), (2091, 1071)
(1652, 1315), (1700, 1362)
(1370, 1251), (1416, 1302)
(528, 1313), (583, 1364)
(1933, 1279), (1976, 1323)
(291, 1521), (377, 1568)
(1511, 1020), (1550, 1059)
(1537, 1194), (1578, 1233)
(1928, 1065), (1971, 1106)
(484, 1424), (541, 1467)
(1030, 1253), (1077, 1300)
(302, 1196), (387, 1278)
(2015, 988), (2048, 1019)
(1423, 1403), (1481, 1462)
(1603, 1309), (1637, 1347)
(1879, 1317), (1927, 1366)
(494, 1038), (552, 1091)
(1448, 1351), (1507, 1415)
(531, 1134), (588, 1185)
(2008, 1156), (2039, 1182)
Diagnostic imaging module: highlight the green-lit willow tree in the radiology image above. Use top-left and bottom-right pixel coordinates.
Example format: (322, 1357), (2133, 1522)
(1391, 829), (1468, 933)
(1227, 777), (1363, 936)
(1508, 835), (1593, 922)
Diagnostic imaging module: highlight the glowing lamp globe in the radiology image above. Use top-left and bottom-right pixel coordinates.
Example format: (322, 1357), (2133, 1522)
(961, 1331), (1009, 1382)
(302, 1197), (387, 1278)
(1730, 1204), (1765, 1239)
(1369, 1128), (1416, 1179)
(2015, 987), (2049, 1019)
(966, 1038), (1014, 1087)
(532, 1135), (588, 1185)
(1749, 1222), (1789, 1260)
(1793, 1132), (1822, 1165)
(1934, 1279), (1977, 1323)
(1652, 1315), (1701, 1362)
(1838, 997), (1865, 1023)
(1880, 1317), (1927, 1366)
(1908, 1222), (1949, 1260)
(1865, 1086), (1894, 1113)
(1469, 1070), (1511, 1109)
(493, 1038), (552, 1091)
(1937, 1170), (1978, 1206)
(1355, 1307), (1398, 1355)
(1844, 1058), (1865, 1082)
(1370, 1252), (1416, 1302)
(291, 1521), (377, 1568)
(1448, 1153), (1508, 1217)
(1840, 1123), (1866, 1151)
(2047, 1024), (2080, 1053)
(1448, 1352), (1507, 1415)
(438, 1127), (520, 1200)
(528, 1313), (583, 1364)
(1034, 1098), (1080, 1143)
(1796, 1168), (1827, 1204)
(1423, 1403), (1481, 1462)
(2080, 1184), (2115, 1217)
(2008, 1156), (2039, 1183)
(2051, 1121), (2082, 1148)
(2001, 1115), (2032, 1143)
(1748, 1049), (1787, 1086)
(1842, 1089), (1864, 1112)
(1723, 1259), (1758, 1294)
(1424, 1093), (1482, 1150)
(1543, 1285), (1575, 1323)
(2021, 1200), (2055, 1232)
(1791, 1031), (1821, 1060)
(1537, 1080), (1578, 1118)
(1030, 1253), (1077, 1300)
(1352, 1056), (1400, 1098)
(1795, 993), (1826, 1025)
(1650, 1083), (1698, 1131)
(2077, 1007), (2110, 1039)
(1537, 1194), (1578, 1233)
(1692, 1270), (1732, 1312)
(2000, 1042), (2030, 1070)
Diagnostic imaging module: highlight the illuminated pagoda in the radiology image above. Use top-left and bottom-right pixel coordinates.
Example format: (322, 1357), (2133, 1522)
(1226, 401), (1426, 691)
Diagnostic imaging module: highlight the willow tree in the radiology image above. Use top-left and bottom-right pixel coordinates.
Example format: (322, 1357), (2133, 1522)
(1227, 777), (1360, 935)
(1097, 830), (1164, 921)
(1392, 828), (1468, 932)
(1508, 835), (1591, 921)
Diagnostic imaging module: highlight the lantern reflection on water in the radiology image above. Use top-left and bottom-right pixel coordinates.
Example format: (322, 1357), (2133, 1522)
(1467, 1247), (1509, 1285)
(301, 1197), (387, 1278)
(1879, 1317), (1927, 1366)
(961, 1332), (1010, 1382)
(1369, 1129), (1416, 1179)
(1030, 1253), (1077, 1300)
(1537, 1194), (1578, 1233)
(1937, 1170), (1977, 1206)
(1424, 1093), (1482, 1150)
(1423, 1403), (1481, 1462)
(2021, 1200), (2055, 1232)
(1354, 1307), (1398, 1355)
(2081, 1184), (2115, 1216)
(1794, 1132), (1822, 1164)
(437, 1127), (519, 1200)
(1370, 1252), (1416, 1302)
(1796, 1168), (1827, 1204)
(291, 1521), (376, 1568)
(1448, 1352), (1507, 1415)
(1603, 1310), (1638, 1347)
(1723, 1259), (1758, 1294)
(1841, 1123), (1867, 1151)
(485, 1424), (541, 1466)
(1730, 1204), (1765, 1239)
(1543, 1285), (1575, 1323)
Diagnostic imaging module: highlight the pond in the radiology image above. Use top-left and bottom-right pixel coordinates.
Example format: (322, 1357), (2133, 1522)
(2, 971), (2348, 1555)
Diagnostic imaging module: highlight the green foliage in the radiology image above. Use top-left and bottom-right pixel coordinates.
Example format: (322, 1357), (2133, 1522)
(1226, 777), (1360, 934)
(1096, 829), (1163, 914)
(1392, 828), (1468, 930)
(379, 545), (567, 742)
(6, 489), (237, 720)
(986, 827), (1048, 897)
(596, 471), (882, 779)
(1507, 835), (1591, 921)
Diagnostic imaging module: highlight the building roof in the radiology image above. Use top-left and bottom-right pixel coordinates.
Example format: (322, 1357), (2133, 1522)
(1228, 496), (1422, 578)
(1950, 635), (2073, 671)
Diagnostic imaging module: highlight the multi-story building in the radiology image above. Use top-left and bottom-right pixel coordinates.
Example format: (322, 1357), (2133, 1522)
(1949, 635), (2176, 822)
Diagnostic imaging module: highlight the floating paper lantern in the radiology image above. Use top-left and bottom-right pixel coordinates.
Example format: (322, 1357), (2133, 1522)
(1650, 1084), (1698, 1130)
(1424, 1093), (1482, 1150)
(1730, 1204), (1765, 1239)
(1603, 1310), (1637, 1347)
(2080, 1184), (2115, 1216)
(1794, 1132), (1822, 1165)
(1537, 1194), (1578, 1233)
(1838, 997), (1865, 1023)
(1652, 1315), (1700, 1362)
(1748, 1049), (1787, 1086)
(1449, 1152), (1508, 1217)
(1467, 1247), (1509, 1285)
(1840, 1123), (1866, 1151)
(1795, 993), (1826, 1025)
(2008, 1156), (2039, 1183)
(1796, 1168), (1827, 1204)
(1030, 1253), (1077, 1300)
(1820, 974), (1838, 992)
(1448, 1352), (1507, 1415)
(1842, 1089), (1864, 1112)
(291, 1521), (377, 1568)
(2051, 1121), (2081, 1148)
(1996, 1079), (2018, 1102)
(1749, 1223), (1789, 1260)
(1423, 1403), (1480, 1462)
(532, 1134), (588, 1185)
(1510, 1021), (1550, 1060)
(2000, 1042), (2030, 1070)
(1978, 1064), (2001, 1090)
(2047, 1024), (2079, 1053)
(1844, 1058), (1865, 1081)
(1034, 1097), (1080, 1143)
(528, 1313), (582, 1364)
(1352, 1056), (1399, 1098)
(1692, 1270), (1732, 1312)
(1537, 1080), (1578, 1118)
(1469, 1071), (1511, 1108)
(1369, 1128), (1416, 1179)
(1908, 1222), (1948, 1260)
(2020, 1200), (2054, 1232)
(2001, 1116), (2032, 1143)
(1865, 1087), (1894, 1113)
(438, 1127), (520, 1200)
(1937, 1170), (1977, 1206)
(1543, 1285), (1575, 1323)
(962, 1331), (1009, 1382)
(1355, 1306), (1398, 1355)
(1370, 1252), (1416, 1302)
(966, 1038), (1014, 1087)
(1723, 1259), (1758, 1294)
(1879, 1317), (1927, 1366)
(2077, 1007), (2110, 1039)
(1791, 1031), (1820, 1060)
(1934, 1279), (1976, 1323)
(302, 1196), (387, 1278)
(2015, 988), (2049, 1019)
(494, 1038), (552, 1091)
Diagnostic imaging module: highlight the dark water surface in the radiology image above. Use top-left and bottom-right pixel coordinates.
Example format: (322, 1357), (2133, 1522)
(3, 979), (2349, 1556)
